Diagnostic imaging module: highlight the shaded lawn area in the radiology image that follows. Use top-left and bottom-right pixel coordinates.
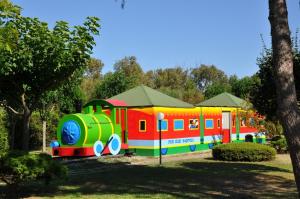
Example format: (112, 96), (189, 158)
(0, 154), (297, 199)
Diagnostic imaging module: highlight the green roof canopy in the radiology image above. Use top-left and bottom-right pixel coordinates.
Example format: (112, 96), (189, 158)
(197, 92), (250, 108)
(108, 85), (194, 108)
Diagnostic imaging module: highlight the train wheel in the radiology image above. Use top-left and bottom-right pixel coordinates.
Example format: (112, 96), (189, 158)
(93, 140), (104, 157)
(108, 134), (121, 155)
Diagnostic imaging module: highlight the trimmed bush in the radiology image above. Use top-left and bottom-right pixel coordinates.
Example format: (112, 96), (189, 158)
(212, 142), (276, 162)
(0, 151), (67, 185)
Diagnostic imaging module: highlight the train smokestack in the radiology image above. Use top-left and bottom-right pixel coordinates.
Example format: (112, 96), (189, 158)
(75, 100), (82, 113)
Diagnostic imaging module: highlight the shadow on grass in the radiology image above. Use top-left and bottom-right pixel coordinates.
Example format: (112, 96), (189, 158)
(0, 159), (297, 199)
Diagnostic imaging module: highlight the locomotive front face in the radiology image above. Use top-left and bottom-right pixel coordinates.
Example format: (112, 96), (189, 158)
(61, 120), (81, 145)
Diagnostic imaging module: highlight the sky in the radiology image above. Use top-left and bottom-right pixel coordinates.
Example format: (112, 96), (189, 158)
(11, 0), (300, 78)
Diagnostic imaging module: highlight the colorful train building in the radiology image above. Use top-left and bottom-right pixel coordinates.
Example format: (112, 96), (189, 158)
(51, 85), (265, 157)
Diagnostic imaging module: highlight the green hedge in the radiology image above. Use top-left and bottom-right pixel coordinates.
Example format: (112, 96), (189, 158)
(0, 151), (67, 185)
(212, 142), (276, 162)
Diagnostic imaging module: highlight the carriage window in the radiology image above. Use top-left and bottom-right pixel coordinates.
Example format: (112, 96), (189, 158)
(217, 119), (220, 128)
(189, 119), (199, 130)
(232, 116), (235, 127)
(205, 119), (214, 129)
(241, 117), (246, 127)
(249, 118), (255, 126)
(157, 119), (168, 131)
(174, 119), (184, 131)
(139, 120), (146, 132)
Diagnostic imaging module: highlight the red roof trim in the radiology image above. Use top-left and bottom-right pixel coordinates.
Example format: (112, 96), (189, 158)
(105, 99), (127, 107)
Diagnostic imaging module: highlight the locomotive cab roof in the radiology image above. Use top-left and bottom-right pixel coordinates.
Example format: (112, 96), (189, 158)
(83, 99), (127, 109)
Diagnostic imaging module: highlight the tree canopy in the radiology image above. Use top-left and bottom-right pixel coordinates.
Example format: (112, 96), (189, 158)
(0, 0), (20, 51)
(191, 64), (228, 92)
(0, 3), (100, 149)
(0, 16), (100, 110)
(81, 58), (104, 101)
(113, 56), (144, 86)
(95, 71), (136, 99)
(250, 47), (300, 120)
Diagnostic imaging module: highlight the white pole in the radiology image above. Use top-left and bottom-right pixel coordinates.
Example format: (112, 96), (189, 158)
(42, 120), (46, 152)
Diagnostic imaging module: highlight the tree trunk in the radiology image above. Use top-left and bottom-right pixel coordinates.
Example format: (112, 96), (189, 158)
(269, 0), (300, 195)
(10, 118), (16, 150)
(22, 107), (31, 151)
(21, 94), (31, 151)
(42, 120), (46, 152)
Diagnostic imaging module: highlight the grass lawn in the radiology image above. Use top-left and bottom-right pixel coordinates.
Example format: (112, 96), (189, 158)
(0, 152), (297, 199)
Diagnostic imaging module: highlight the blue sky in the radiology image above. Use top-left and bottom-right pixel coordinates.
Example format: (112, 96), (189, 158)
(11, 0), (300, 77)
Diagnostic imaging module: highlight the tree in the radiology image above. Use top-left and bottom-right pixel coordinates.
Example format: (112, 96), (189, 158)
(84, 57), (104, 79)
(251, 48), (279, 119)
(94, 71), (135, 99)
(143, 70), (155, 88)
(144, 66), (204, 104)
(181, 79), (204, 104)
(251, 45), (300, 120)
(230, 75), (258, 99)
(0, 7), (100, 150)
(56, 83), (86, 114)
(204, 82), (231, 99)
(81, 58), (104, 101)
(191, 64), (228, 91)
(94, 56), (143, 99)
(152, 67), (189, 89)
(113, 56), (144, 86)
(269, 0), (300, 194)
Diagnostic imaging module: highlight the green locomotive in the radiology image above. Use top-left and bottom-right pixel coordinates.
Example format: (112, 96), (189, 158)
(52, 100), (127, 156)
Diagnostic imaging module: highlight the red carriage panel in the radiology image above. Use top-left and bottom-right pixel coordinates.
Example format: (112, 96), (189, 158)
(127, 109), (155, 140)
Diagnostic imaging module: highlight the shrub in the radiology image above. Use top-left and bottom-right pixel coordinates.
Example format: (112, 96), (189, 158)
(212, 142), (276, 162)
(0, 151), (67, 185)
(0, 108), (9, 156)
(264, 120), (283, 138)
(271, 137), (288, 153)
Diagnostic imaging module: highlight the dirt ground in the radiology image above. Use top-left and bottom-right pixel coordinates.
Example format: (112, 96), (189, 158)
(77, 150), (213, 166)
(97, 150), (291, 166)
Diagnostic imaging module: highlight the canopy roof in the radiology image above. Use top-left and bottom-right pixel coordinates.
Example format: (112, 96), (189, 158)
(109, 85), (194, 108)
(197, 92), (250, 108)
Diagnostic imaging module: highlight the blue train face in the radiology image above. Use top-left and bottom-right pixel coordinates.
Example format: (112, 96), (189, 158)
(61, 120), (81, 145)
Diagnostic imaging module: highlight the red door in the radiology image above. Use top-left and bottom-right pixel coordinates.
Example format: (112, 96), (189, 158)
(222, 130), (230, 143)
(222, 112), (231, 143)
